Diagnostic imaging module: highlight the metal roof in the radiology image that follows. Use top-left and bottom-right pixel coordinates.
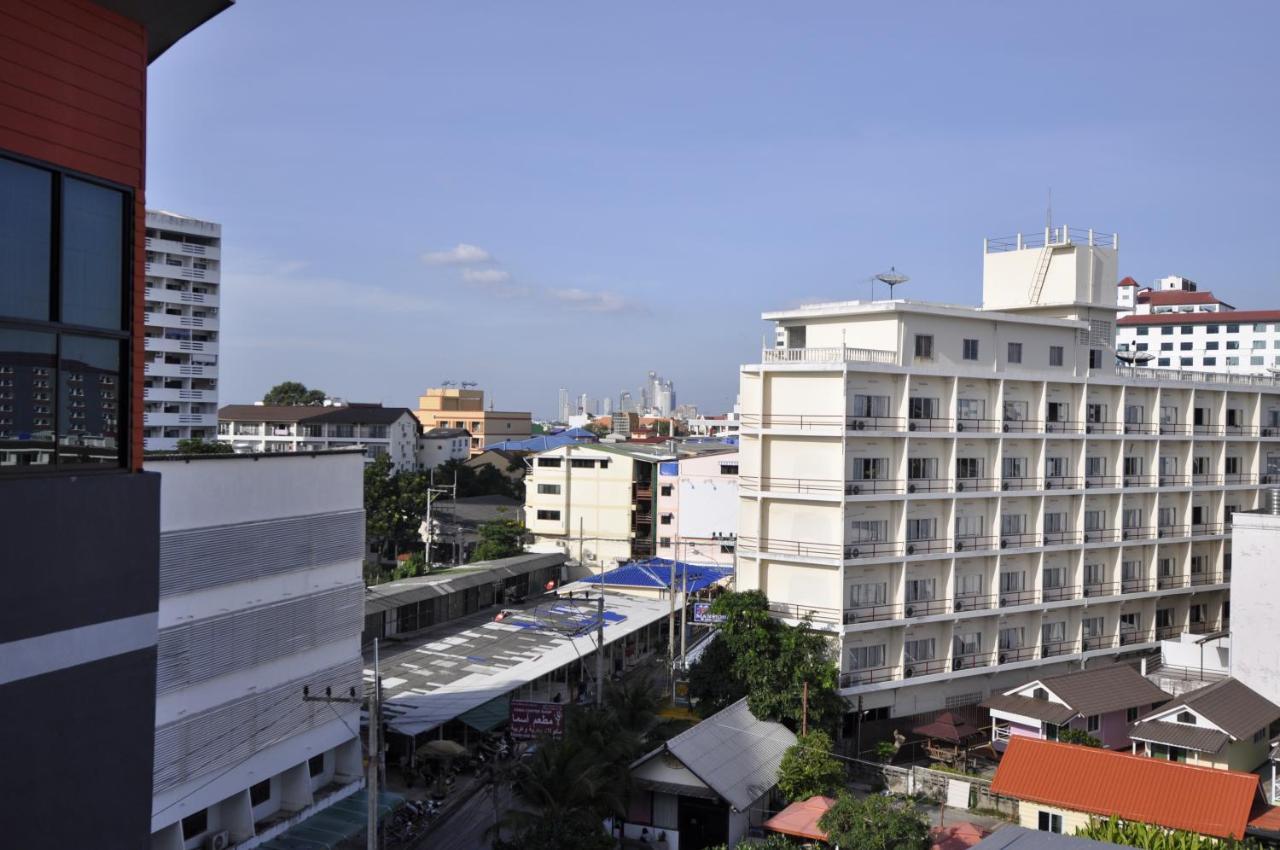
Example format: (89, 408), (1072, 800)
(982, 693), (1077, 726)
(973, 826), (1127, 850)
(98, 0), (232, 62)
(1127, 720), (1231, 754)
(569, 560), (733, 594)
(990, 737), (1260, 840)
(636, 698), (796, 811)
(363, 553), (565, 614)
(1138, 678), (1280, 742)
(1034, 664), (1172, 717)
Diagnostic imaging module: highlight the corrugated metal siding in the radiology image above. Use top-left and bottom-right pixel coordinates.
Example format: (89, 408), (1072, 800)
(159, 510), (364, 596)
(153, 658), (362, 794)
(157, 583), (363, 694)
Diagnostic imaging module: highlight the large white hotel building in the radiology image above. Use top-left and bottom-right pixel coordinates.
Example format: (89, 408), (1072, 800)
(143, 210), (221, 451)
(739, 227), (1280, 719)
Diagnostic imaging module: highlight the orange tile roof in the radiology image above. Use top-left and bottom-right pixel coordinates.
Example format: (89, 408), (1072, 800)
(763, 795), (834, 841)
(990, 738), (1260, 839)
(1138, 290), (1226, 307)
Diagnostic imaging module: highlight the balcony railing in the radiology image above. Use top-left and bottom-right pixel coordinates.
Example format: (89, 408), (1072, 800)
(844, 603), (901, 625)
(904, 537), (949, 555)
(998, 588), (1039, 607)
(1123, 422), (1159, 435)
(1191, 522), (1225, 536)
(1121, 525), (1156, 541)
(1082, 633), (1118, 651)
(763, 345), (897, 365)
(953, 534), (997, 553)
(1045, 419), (1084, 434)
(907, 416), (952, 433)
(1085, 420), (1123, 435)
(1158, 423), (1192, 436)
(1121, 577), (1152, 593)
(1157, 475), (1190, 486)
(1084, 528), (1120, 543)
(1122, 475), (1156, 488)
(1043, 476), (1083, 490)
(1192, 473), (1223, 485)
(1193, 424), (1224, 436)
(1002, 419), (1044, 433)
(902, 658), (949, 678)
(1041, 639), (1077, 658)
(906, 478), (950, 493)
(956, 417), (1002, 433)
(1085, 475), (1123, 488)
(902, 597), (949, 617)
(737, 536), (846, 559)
(839, 665), (900, 687)
(1156, 572), (1186, 590)
(1041, 584), (1078, 602)
(847, 478), (905, 495)
(768, 601), (841, 624)
(846, 540), (903, 559)
(847, 415), (908, 431)
(1084, 582), (1119, 598)
(952, 593), (994, 613)
(1120, 629), (1154, 646)
(739, 475), (846, 495)
(1158, 524), (1189, 538)
(1001, 477), (1041, 491)
(952, 653), (991, 671)
(999, 532), (1040, 550)
(1224, 473), (1258, 485)
(997, 645), (1038, 664)
(1042, 530), (1083, 546)
(954, 476), (999, 492)
(1224, 424), (1259, 437)
(1189, 571), (1219, 586)
(1156, 625), (1182, 640)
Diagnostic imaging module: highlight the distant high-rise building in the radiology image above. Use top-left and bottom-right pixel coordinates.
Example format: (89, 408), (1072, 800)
(619, 391), (634, 414)
(578, 392), (589, 416)
(602, 396), (613, 416)
(557, 388), (570, 423)
(143, 210), (221, 451)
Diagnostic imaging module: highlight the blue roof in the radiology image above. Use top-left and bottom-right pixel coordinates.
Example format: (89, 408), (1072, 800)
(484, 428), (598, 452)
(587, 558), (732, 594)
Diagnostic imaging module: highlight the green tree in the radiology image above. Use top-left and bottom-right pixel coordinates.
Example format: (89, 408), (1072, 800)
(703, 836), (796, 850)
(470, 519), (526, 562)
(687, 635), (749, 716)
(818, 792), (930, 850)
(262, 380), (326, 406)
(174, 437), (233, 454)
(777, 730), (845, 802)
(1057, 727), (1102, 747)
(495, 736), (623, 848)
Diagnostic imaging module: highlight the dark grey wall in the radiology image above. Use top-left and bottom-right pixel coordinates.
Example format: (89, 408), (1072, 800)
(0, 470), (159, 642)
(0, 647), (158, 849)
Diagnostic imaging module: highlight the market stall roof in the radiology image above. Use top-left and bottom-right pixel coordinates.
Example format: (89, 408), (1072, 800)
(763, 795), (834, 841)
(564, 559), (732, 595)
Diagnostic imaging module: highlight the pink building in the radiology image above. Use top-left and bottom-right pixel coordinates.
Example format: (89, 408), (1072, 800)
(655, 449), (739, 568)
(984, 664), (1171, 751)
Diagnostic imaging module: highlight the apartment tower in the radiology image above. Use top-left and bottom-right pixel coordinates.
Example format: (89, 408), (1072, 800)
(143, 210), (221, 450)
(739, 226), (1279, 720)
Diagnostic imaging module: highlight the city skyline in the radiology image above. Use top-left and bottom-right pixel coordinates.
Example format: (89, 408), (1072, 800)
(145, 2), (1280, 417)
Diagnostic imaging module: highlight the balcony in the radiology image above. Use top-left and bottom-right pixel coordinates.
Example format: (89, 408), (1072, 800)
(1158, 524), (1189, 539)
(143, 336), (219, 355)
(144, 361), (211, 378)
(1192, 473), (1223, 485)
(904, 537), (949, 556)
(951, 653), (991, 672)
(998, 588), (1039, 608)
(144, 285), (219, 307)
(953, 534), (997, 554)
(1041, 584), (1079, 603)
(839, 665), (900, 687)
(1082, 633), (1117, 652)
(999, 532), (1040, 551)
(1084, 420), (1123, 435)
(762, 345), (896, 366)
(1121, 577), (1153, 593)
(902, 658), (949, 678)
(1156, 625), (1182, 640)
(143, 412), (215, 428)
(1193, 424), (1225, 437)
(1158, 423), (1192, 436)
(1122, 476), (1156, 488)
(847, 478), (905, 495)
(1224, 473), (1259, 485)
(738, 536), (849, 560)
(1001, 477), (1041, 492)
(952, 593), (994, 613)
(1041, 638), (1078, 658)
(1120, 629), (1153, 647)
(1043, 476), (1083, 491)
(1156, 572), (1186, 590)
(908, 416), (952, 433)
(902, 597), (949, 617)
(1084, 475), (1123, 489)
(956, 417), (1002, 433)
(906, 478), (949, 493)
(1191, 522), (1225, 536)
(1157, 475), (1190, 486)
(1121, 525), (1156, 541)
(1045, 419), (1084, 435)
(1123, 422), (1158, 435)
(768, 601), (841, 624)
(1189, 571), (1219, 587)
(1042, 530), (1083, 546)
(739, 475), (849, 496)
(143, 386), (213, 402)
(845, 539), (903, 559)
(847, 414), (908, 431)
(954, 476), (999, 493)
(1084, 582), (1119, 598)
(1002, 419), (1044, 434)
(997, 645), (1038, 664)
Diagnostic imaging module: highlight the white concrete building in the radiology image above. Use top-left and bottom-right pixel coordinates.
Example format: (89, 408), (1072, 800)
(525, 442), (676, 568)
(143, 210), (221, 451)
(655, 450), (740, 567)
(218, 402), (421, 472)
(145, 450), (366, 850)
(1228, 492), (1280, 704)
(416, 426), (472, 470)
(1116, 275), (1280, 377)
(739, 225), (1280, 719)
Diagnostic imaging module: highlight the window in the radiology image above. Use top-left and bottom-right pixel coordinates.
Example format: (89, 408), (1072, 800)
(1086, 714), (1101, 733)
(1049, 345), (1063, 366)
(956, 457), (983, 479)
(1179, 341), (1193, 351)
(1161, 327), (1174, 335)
(1206, 340), (1219, 350)
(1127, 707), (1140, 723)
(1226, 356), (1239, 366)
(908, 397), (939, 420)
(1207, 324), (1219, 333)
(659, 484), (672, 496)
(1003, 400), (1029, 422)
(852, 457), (888, 481)
(1034, 809), (1064, 834)
(537, 457), (562, 468)
(1086, 403), (1106, 424)
(1227, 340), (1240, 350)
(849, 520), (888, 542)
(1002, 456), (1026, 478)
(181, 810), (208, 841)
(659, 536), (671, 547)
(720, 463), (738, 475)
(1157, 358), (1171, 366)
(1135, 342), (1148, 351)
(536, 509), (561, 521)
(851, 394), (890, 418)
(1176, 710), (1195, 724)
(1255, 340), (1268, 349)
(1137, 327), (1148, 335)
(904, 638), (935, 663)
(848, 643), (886, 674)
(536, 483), (561, 495)
(1160, 342), (1173, 351)
(957, 398), (985, 421)
(906, 517), (936, 541)
(999, 570), (1024, 592)
(962, 338), (979, 360)
(1089, 349), (1103, 369)
(659, 513), (673, 525)
(1253, 356), (1265, 365)
(250, 779), (271, 807)
(1007, 342), (1022, 363)
(999, 626), (1024, 650)
(308, 754), (326, 777)
(570, 458), (596, 468)
(914, 334), (934, 359)
(1181, 357), (1194, 366)
(0, 156), (129, 473)
(848, 582), (887, 607)
(1046, 402), (1069, 424)
(904, 578), (936, 602)
(908, 457), (937, 480)
(1203, 357), (1217, 366)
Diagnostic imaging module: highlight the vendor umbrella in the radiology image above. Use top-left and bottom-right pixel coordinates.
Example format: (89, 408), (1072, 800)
(419, 739), (467, 759)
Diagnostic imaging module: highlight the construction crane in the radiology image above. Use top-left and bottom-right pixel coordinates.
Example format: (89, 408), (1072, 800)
(460, 381), (478, 389)
(441, 380), (456, 388)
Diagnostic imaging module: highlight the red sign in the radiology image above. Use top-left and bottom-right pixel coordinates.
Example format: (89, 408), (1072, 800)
(510, 700), (565, 740)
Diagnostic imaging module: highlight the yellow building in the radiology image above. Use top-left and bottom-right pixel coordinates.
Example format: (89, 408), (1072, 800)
(414, 387), (531, 456)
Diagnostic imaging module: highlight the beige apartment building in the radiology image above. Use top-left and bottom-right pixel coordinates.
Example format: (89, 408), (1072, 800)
(739, 226), (1280, 719)
(414, 387), (531, 455)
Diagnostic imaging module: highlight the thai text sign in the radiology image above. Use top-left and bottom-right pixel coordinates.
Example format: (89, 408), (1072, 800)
(693, 602), (727, 624)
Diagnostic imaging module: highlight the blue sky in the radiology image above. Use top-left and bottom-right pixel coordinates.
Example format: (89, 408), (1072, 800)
(147, 2), (1280, 417)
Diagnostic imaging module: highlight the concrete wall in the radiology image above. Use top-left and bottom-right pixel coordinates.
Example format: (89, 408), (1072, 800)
(1231, 512), (1280, 705)
(1016, 801), (1093, 836)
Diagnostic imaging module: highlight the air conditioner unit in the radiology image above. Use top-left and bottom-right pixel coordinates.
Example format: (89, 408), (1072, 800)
(1000, 539), (1009, 549)
(207, 832), (230, 850)
(904, 605), (915, 617)
(904, 666), (916, 678)
(953, 657), (965, 671)
(956, 481), (966, 492)
(907, 483), (917, 493)
(1264, 427), (1275, 437)
(1002, 423), (1011, 433)
(854, 420), (867, 431)
(849, 547), (861, 558)
(906, 544), (916, 555)
(956, 422), (966, 432)
(850, 484), (862, 495)
(998, 653), (1009, 664)
(908, 422), (918, 432)
(1085, 424), (1094, 434)
(955, 541), (965, 551)
(999, 596), (1009, 607)
(954, 600), (965, 612)
(1002, 481), (1011, 491)
(1045, 480), (1054, 489)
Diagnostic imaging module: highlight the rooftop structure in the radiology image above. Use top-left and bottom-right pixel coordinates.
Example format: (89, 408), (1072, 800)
(217, 402), (420, 471)
(1231, 498), (1280, 716)
(739, 226), (1278, 718)
(656, 449), (740, 567)
(414, 386), (531, 456)
(991, 737), (1260, 840)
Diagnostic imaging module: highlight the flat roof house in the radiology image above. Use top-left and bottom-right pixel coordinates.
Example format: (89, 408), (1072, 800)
(984, 664), (1170, 751)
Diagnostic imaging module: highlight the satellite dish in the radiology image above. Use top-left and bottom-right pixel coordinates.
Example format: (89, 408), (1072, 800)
(1116, 350), (1155, 365)
(874, 267), (910, 300)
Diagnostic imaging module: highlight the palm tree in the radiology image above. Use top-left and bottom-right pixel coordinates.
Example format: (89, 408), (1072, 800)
(499, 736), (623, 841)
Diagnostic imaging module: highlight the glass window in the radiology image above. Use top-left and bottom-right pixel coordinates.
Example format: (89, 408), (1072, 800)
(1227, 341), (1240, 350)
(1008, 342), (1022, 363)
(1181, 357), (1194, 366)
(1252, 356), (1265, 365)
(1160, 342), (1173, 351)
(57, 335), (121, 467)
(962, 338), (979, 360)
(914, 335), (933, 359)
(1161, 327), (1173, 335)
(61, 177), (125, 329)
(1157, 358), (1170, 366)
(1227, 324), (1240, 333)
(1207, 324), (1219, 333)
(1206, 341), (1219, 350)
(1137, 327), (1148, 335)
(1180, 325), (1193, 334)
(1255, 340), (1267, 349)
(0, 330), (58, 471)
(0, 157), (53, 320)
(1180, 342), (1193, 350)
(1049, 345), (1063, 366)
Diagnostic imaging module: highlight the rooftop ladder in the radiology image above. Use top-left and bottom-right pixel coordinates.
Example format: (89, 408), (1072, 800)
(1028, 243), (1054, 304)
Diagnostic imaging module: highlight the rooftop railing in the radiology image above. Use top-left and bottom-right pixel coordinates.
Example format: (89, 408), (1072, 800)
(985, 226), (1116, 253)
(762, 346), (897, 365)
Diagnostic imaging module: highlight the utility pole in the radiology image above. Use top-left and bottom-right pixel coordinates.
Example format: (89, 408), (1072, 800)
(303, 675), (370, 846)
(595, 592), (605, 708)
(668, 546), (677, 702)
(802, 681), (808, 736)
(679, 560), (688, 668)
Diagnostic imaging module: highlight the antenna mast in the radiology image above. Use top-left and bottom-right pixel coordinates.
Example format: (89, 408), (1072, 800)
(874, 267), (910, 301)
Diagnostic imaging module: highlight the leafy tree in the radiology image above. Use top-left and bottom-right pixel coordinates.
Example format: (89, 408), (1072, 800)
(687, 591), (843, 733)
(777, 730), (845, 802)
(818, 792), (929, 850)
(703, 836), (796, 850)
(495, 736), (623, 849)
(390, 552), (426, 581)
(470, 519), (526, 562)
(175, 437), (233, 454)
(262, 380), (326, 406)
(1057, 727), (1102, 747)
(1077, 816), (1264, 849)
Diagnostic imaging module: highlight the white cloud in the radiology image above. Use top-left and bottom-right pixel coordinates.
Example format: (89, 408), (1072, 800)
(462, 268), (512, 285)
(546, 287), (632, 313)
(420, 243), (492, 266)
